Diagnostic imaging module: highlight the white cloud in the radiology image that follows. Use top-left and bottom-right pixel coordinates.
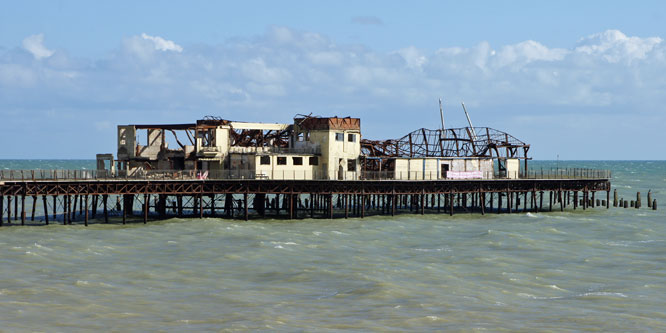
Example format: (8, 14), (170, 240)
(395, 46), (427, 70)
(575, 29), (662, 63)
(141, 33), (183, 52)
(22, 34), (54, 59)
(2, 28), (665, 140)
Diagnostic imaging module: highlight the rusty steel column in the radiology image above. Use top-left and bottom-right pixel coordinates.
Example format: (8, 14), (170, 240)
(21, 194), (26, 225)
(85, 195), (89, 226)
(31, 196), (37, 221)
(7, 196), (11, 223)
(480, 191), (485, 215)
(42, 195), (48, 225)
(103, 194), (108, 223)
(449, 191), (454, 216)
(143, 194), (149, 224)
(0, 195), (3, 226)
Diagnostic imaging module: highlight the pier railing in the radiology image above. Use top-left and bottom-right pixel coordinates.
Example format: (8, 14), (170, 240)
(0, 167), (610, 181)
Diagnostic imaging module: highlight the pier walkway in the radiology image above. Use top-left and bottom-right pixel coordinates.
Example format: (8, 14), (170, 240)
(0, 169), (611, 226)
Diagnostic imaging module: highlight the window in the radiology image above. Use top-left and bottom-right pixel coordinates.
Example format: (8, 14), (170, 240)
(292, 157), (303, 165)
(296, 133), (304, 142)
(260, 156), (271, 165)
(347, 159), (356, 171)
(335, 133), (344, 141)
(277, 157), (287, 165)
(348, 133), (356, 142)
(309, 156), (319, 166)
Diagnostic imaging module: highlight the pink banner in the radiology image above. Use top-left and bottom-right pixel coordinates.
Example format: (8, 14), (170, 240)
(446, 171), (483, 179)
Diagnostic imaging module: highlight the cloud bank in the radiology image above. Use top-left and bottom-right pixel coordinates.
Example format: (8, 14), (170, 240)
(0, 28), (665, 158)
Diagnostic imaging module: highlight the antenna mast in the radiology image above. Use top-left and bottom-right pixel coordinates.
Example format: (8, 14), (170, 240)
(461, 102), (478, 141)
(439, 98), (446, 139)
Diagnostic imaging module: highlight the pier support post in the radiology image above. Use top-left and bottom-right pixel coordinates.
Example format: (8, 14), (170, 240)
(0, 196), (3, 226)
(72, 195), (78, 221)
(103, 194), (108, 223)
(85, 195), (89, 226)
(177, 195), (183, 217)
(143, 194), (149, 224)
(289, 193), (294, 219)
(42, 195), (48, 225)
(497, 192), (502, 214)
(648, 190), (652, 208)
(244, 192), (249, 221)
(559, 191), (564, 212)
(574, 192), (578, 210)
(211, 195), (216, 217)
(480, 191), (485, 215)
(653, 199), (657, 210)
(7, 196), (11, 224)
(121, 195), (126, 225)
(636, 192), (641, 209)
(420, 190), (425, 215)
(65, 195), (70, 225)
(21, 195), (25, 225)
(31, 196), (37, 221)
(344, 194), (349, 219)
(329, 194), (333, 219)
(449, 192), (454, 216)
(508, 191), (512, 214)
(91, 195), (96, 219)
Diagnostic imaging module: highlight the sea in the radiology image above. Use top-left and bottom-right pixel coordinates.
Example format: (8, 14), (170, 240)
(0, 160), (664, 332)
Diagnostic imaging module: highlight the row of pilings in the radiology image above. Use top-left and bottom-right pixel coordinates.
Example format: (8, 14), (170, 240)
(2, 187), (651, 226)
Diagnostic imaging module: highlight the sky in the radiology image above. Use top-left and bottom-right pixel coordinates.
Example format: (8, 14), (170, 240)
(1, 0), (665, 160)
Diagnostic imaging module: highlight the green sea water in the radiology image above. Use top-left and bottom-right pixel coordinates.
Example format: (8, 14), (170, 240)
(0, 160), (664, 331)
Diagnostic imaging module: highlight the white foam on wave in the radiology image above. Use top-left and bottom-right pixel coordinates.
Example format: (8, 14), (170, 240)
(34, 243), (53, 251)
(413, 247), (450, 252)
(526, 212), (540, 218)
(580, 292), (627, 298)
(331, 231), (349, 235)
(548, 284), (566, 291)
(312, 231), (322, 236)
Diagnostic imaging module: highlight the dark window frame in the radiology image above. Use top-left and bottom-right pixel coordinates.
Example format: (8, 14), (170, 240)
(277, 156), (287, 165)
(260, 156), (271, 165)
(335, 133), (344, 142)
(292, 157), (303, 165)
(347, 159), (356, 171)
(309, 156), (319, 166)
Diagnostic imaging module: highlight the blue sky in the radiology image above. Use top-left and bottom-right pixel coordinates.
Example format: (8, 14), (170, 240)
(1, 0), (665, 159)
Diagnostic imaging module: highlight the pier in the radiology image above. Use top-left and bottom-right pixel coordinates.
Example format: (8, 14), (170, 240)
(0, 169), (611, 226)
